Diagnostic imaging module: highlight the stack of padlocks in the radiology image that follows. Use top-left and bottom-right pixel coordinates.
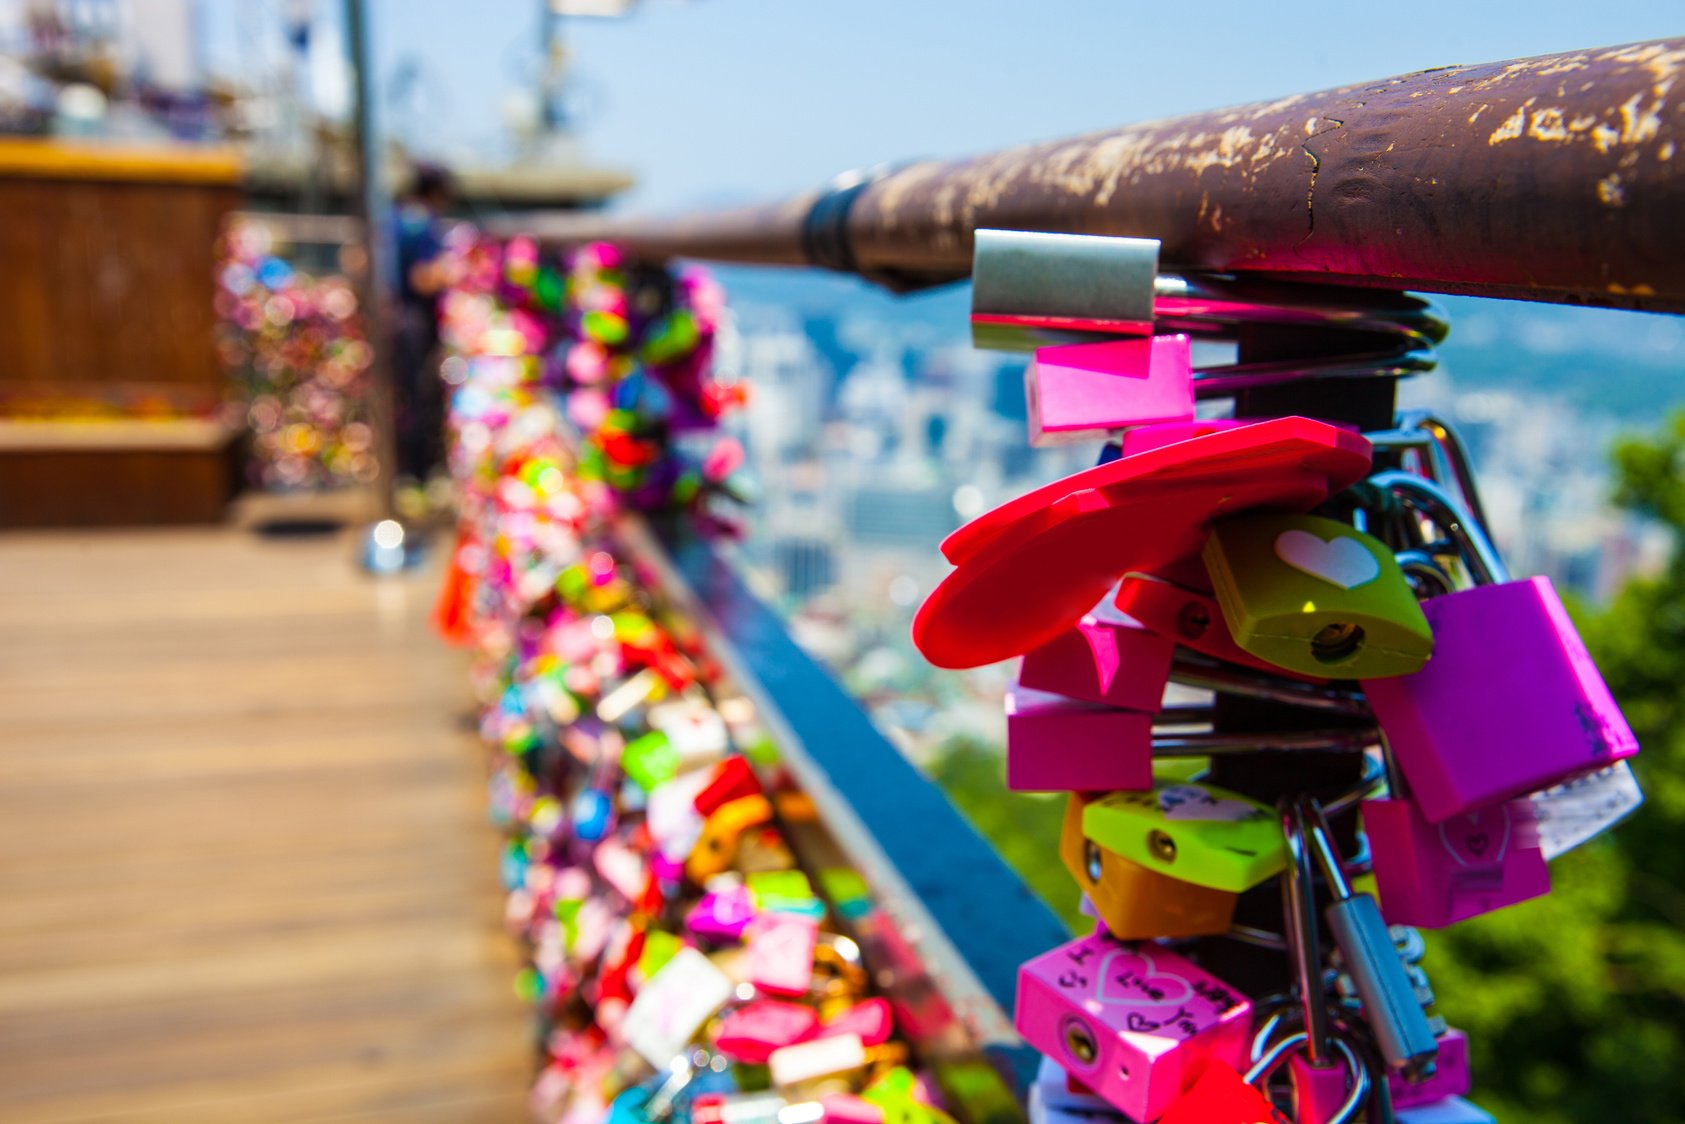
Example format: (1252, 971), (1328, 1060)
(439, 242), (1004, 1124)
(912, 232), (1646, 1123)
(213, 216), (375, 489)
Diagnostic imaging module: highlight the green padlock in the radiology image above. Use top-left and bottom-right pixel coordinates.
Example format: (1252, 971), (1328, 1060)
(1201, 512), (1433, 679)
(1083, 781), (1287, 892)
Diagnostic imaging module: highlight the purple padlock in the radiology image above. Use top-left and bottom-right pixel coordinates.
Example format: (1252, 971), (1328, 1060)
(1365, 796), (1550, 928)
(1006, 682), (1153, 793)
(1361, 473), (1638, 823)
(686, 884), (758, 943)
(1017, 602), (1173, 712)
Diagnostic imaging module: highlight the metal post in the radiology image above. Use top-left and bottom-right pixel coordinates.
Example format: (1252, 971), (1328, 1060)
(345, 0), (418, 571)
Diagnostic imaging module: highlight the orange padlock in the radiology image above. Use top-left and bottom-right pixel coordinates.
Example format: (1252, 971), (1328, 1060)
(1057, 793), (1236, 939)
(687, 793), (774, 882)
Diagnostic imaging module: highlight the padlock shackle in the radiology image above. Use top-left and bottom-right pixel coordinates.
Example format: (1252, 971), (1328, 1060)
(1242, 1030), (1372, 1123)
(1151, 728), (1377, 756)
(1280, 801), (1335, 1066)
(1298, 798), (1356, 901)
(1397, 411), (1494, 535)
(1170, 653), (1372, 718)
(1367, 470), (1510, 586)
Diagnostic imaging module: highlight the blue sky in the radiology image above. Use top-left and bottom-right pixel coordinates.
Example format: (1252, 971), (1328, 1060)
(206, 0), (1685, 211)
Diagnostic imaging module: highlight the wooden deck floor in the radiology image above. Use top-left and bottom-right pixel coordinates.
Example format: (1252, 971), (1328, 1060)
(0, 526), (532, 1122)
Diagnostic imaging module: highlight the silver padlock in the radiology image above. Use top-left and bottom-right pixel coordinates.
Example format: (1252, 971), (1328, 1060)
(1301, 797), (1440, 1077)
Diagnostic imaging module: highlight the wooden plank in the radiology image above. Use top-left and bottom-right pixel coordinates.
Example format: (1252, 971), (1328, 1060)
(0, 527), (532, 1122)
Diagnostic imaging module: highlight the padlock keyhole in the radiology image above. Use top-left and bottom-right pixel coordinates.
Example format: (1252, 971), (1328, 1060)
(1063, 1020), (1098, 1065)
(1147, 829), (1177, 864)
(1083, 841), (1105, 883)
(1310, 621), (1366, 665)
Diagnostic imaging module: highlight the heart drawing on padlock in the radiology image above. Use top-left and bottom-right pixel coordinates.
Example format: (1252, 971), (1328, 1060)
(1439, 805), (1511, 867)
(1273, 529), (1380, 590)
(1096, 948), (1194, 1007)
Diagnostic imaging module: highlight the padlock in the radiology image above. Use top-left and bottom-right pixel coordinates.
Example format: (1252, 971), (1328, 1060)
(621, 946), (736, 1067)
(1024, 333), (1194, 447)
(1151, 1055), (1288, 1124)
(691, 1091), (796, 1124)
(1530, 761), (1643, 860)
(690, 794), (775, 882)
(1081, 781), (1287, 893)
(1202, 512), (1433, 680)
(767, 1032), (868, 1089)
(745, 913), (819, 996)
(1057, 793), (1235, 938)
(1006, 683), (1153, 793)
(697, 756), (764, 816)
(818, 996), (893, 1047)
(1299, 798), (1439, 1075)
(1364, 789), (1550, 928)
(861, 1065), (956, 1124)
(1017, 602), (1173, 711)
(687, 884), (759, 943)
(1390, 1028), (1471, 1108)
(969, 228), (1160, 342)
(1394, 1095), (1495, 1123)
(714, 1000), (822, 1064)
(912, 418), (1374, 669)
(1114, 572), (1330, 685)
(1014, 930), (1252, 1122)
(1360, 471), (1639, 822)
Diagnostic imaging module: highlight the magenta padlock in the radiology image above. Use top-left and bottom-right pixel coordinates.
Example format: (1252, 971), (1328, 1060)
(1006, 681), (1153, 793)
(745, 913), (818, 996)
(687, 884), (758, 943)
(1015, 931), (1251, 1122)
(1390, 1029), (1472, 1108)
(1017, 603), (1173, 711)
(1365, 795), (1549, 928)
(1026, 334), (1194, 447)
(1361, 472), (1639, 823)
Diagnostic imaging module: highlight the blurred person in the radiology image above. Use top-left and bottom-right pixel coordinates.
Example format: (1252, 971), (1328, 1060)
(391, 160), (458, 500)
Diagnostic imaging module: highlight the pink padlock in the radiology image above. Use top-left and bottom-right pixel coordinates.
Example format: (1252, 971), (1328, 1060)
(1026, 334), (1194, 447)
(1390, 1029), (1472, 1108)
(1017, 603), (1172, 711)
(1015, 932), (1252, 1123)
(714, 999), (821, 1064)
(1006, 682), (1153, 793)
(1363, 573), (1638, 822)
(819, 996), (894, 1047)
(1365, 796), (1550, 928)
(746, 913), (818, 996)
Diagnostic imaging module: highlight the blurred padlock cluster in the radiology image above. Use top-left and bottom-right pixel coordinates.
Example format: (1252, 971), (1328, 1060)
(213, 216), (376, 490)
(435, 244), (1013, 1124)
(910, 231), (1647, 1123)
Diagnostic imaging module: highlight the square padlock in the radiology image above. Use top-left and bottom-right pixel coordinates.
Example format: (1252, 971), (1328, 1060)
(1026, 334), (1194, 447)
(1006, 684), (1153, 793)
(1082, 782), (1287, 893)
(1015, 931), (1252, 1122)
(1363, 576), (1639, 822)
(1058, 794), (1235, 939)
(1365, 798), (1550, 928)
(1017, 604), (1173, 711)
(1202, 511), (1434, 680)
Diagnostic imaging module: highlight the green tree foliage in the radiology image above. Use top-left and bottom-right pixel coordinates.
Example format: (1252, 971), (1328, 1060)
(928, 415), (1685, 1122)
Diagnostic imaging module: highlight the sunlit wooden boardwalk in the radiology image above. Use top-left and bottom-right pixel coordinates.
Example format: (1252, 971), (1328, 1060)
(0, 525), (531, 1122)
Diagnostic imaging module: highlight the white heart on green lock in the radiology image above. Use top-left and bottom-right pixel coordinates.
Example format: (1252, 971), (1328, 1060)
(1273, 529), (1380, 590)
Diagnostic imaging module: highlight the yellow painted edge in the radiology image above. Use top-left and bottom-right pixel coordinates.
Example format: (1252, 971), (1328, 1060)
(0, 139), (244, 186)
(0, 417), (238, 452)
